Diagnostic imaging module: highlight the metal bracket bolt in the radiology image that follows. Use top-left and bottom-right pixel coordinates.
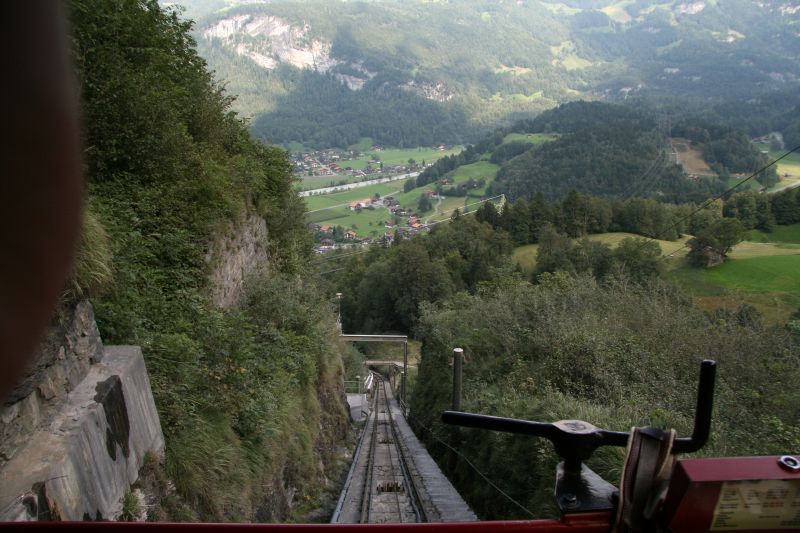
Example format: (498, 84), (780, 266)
(778, 455), (800, 473)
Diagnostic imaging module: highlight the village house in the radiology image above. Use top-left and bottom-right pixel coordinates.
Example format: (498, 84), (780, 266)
(319, 225), (333, 233)
(344, 229), (357, 240)
(349, 198), (373, 210)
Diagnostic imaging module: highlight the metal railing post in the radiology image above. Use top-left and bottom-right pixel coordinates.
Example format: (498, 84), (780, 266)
(448, 348), (463, 471)
(403, 341), (409, 406)
(452, 348), (463, 411)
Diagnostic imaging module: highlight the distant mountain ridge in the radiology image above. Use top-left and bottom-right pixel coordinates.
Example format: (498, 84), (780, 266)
(169, 0), (800, 147)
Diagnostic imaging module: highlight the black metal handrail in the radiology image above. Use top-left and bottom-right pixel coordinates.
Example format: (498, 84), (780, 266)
(443, 359), (716, 468)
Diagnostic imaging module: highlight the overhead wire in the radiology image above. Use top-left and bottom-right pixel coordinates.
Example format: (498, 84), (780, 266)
(314, 248), (377, 263)
(622, 112), (672, 200)
(631, 143), (800, 259)
(410, 417), (536, 519)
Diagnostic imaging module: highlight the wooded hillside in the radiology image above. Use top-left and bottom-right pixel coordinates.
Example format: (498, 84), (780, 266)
(70, 0), (347, 520)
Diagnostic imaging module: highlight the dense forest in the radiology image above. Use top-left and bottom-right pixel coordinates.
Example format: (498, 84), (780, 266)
(499, 102), (777, 199)
(248, 68), (469, 148)
(630, 90), (800, 148)
(408, 101), (776, 204)
(69, 0), (348, 521)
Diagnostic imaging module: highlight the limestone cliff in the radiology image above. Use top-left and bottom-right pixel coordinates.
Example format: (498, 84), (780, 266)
(207, 211), (269, 308)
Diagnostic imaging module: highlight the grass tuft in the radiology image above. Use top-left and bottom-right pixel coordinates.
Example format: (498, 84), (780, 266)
(65, 204), (113, 301)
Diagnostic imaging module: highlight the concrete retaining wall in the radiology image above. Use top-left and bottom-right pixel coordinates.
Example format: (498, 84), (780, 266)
(0, 303), (164, 521)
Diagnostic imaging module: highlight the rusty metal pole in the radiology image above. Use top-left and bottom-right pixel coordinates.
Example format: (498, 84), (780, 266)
(449, 348), (463, 471)
(452, 348), (463, 411)
(335, 293), (342, 334)
(403, 340), (409, 407)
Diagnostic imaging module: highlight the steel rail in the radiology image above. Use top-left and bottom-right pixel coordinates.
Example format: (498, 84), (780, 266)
(382, 378), (427, 523)
(360, 383), (381, 523)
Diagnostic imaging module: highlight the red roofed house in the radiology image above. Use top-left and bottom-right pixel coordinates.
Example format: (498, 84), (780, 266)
(349, 198), (373, 210)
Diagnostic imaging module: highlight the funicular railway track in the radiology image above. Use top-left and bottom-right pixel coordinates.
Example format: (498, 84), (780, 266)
(334, 373), (426, 524)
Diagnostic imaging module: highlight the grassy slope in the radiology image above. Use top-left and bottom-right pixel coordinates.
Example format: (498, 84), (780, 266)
(747, 223), (800, 243)
(669, 223), (800, 323)
(673, 255), (800, 293)
(756, 143), (800, 192)
(513, 232), (691, 273)
(304, 182), (406, 211)
(513, 228), (800, 322)
(502, 133), (559, 145)
(309, 208), (392, 237)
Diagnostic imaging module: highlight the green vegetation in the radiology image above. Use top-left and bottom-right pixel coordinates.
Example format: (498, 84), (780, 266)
(501, 133), (559, 146)
(66, 208), (114, 301)
(676, 255), (800, 294)
(305, 157), (500, 236)
(295, 145), (462, 192)
(368, 147), (463, 168)
(304, 183), (404, 212)
(411, 274), (799, 519)
(747, 223), (800, 244)
(119, 491), (142, 521)
(324, 195), (799, 519)
(728, 240), (800, 259)
(672, 118), (779, 188)
(310, 209), (391, 238)
(513, 232), (691, 274)
(489, 102), (729, 201)
(671, 255), (800, 323)
(725, 176), (763, 191)
(247, 67), (468, 148)
(512, 244), (539, 273)
(686, 218), (746, 267)
(449, 161), (499, 188)
(66, 0), (800, 524)
(70, 0), (347, 521)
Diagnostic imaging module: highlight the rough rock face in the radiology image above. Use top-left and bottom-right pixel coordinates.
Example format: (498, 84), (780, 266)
(399, 81), (455, 103)
(1, 301), (104, 463)
(0, 303), (164, 521)
(206, 212), (269, 308)
(204, 15), (340, 73)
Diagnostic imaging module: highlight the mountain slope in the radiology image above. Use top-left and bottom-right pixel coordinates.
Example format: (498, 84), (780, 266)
(170, 0), (800, 147)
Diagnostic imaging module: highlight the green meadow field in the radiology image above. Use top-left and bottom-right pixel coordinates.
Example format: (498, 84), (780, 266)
(670, 223), (800, 323)
(512, 226), (800, 323)
(757, 143), (800, 192)
(295, 143), (462, 191)
(304, 182), (406, 212)
(501, 132), (558, 145)
(747, 223), (800, 244)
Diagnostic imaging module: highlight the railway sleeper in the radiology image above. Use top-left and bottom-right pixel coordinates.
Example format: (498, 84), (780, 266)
(376, 481), (405, 493)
